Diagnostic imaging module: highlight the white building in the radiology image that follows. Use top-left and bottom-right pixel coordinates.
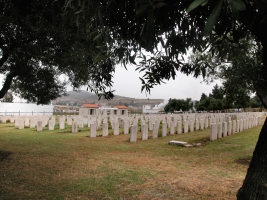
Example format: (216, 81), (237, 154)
(99, 105), (128, 116)
(142, 104), (161, 114)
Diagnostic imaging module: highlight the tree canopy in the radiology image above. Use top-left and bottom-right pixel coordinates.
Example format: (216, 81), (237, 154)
(60, 0), (267, 108)
(1, 0), (267, 105)
(0, 0), (115, 104)
(2, 1), (267, 198)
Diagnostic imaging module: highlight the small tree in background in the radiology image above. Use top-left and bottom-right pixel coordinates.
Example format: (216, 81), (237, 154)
(1, 91), (13, 103)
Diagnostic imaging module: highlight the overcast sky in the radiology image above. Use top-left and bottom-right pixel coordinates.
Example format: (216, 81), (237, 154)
(0, 65), (221, 102)
(110, 65), (221, 101)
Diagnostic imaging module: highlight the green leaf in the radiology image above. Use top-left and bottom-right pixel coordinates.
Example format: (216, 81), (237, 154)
(140, 23), (145, 36)
(201, 0), (209, 6)
(129, 55), (137, 65)
(230, 0), (246, 19)
(204, 0), (223, 36)
(64, 0), (72, 9)
(201, 67), (206, 78)
(75, 10), (82, 15)
(93, 54), (107, 63)
(154, 2), (165, 8)
(93, 32), (103, 41)
(136, 4), (150, 15)
(232, 0), (246, 11)
(187, 0), (208, 13)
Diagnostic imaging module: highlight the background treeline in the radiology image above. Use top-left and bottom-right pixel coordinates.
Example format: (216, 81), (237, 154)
(164, 84), (263, 113)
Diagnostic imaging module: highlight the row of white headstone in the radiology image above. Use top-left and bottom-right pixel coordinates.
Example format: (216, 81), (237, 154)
(0, 113), (265, 139)
(210, 116), (262, 141)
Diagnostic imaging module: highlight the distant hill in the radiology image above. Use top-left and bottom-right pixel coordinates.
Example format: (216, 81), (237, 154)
(53, 90), (164, 108)
(65, 90), (98, 100)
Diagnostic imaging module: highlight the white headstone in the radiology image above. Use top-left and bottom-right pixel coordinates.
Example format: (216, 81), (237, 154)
(30, 118), (37, 128)
(90, 123), (97, 137)
(14, 118), (19, 128)
(223, 122), (227, 137)
(232, 120), (236, 134)
(113, 121), (119, 135)
(49, 120), (55, 130)
(102, 122), (108, 137)
(170, 121), (175, 135)
(162, 122), (167, 137)
(236, 120), (240, 132)
(130, 125), (137, 142)
(200, 119), (204, 130)
(228, 121), (232, 135)
(123, 120), (129, 134)
(205, 118), (209, 129)
(141, 124), (148, 140)
(72, 121), (78, 133)
(184, 121), (188, 133)
(190, 120), (194, 132)
(210, 124), (218, 141)
(59, 118), (65, 129)
(152, 123), (158, 138)
(177, 121), (182, 134)
(37, 120), (43, 131)
(19, 119), (24, 129)
(218, 123), (222, 138)
(24, 118), (30, 127)
(195, 119), (199, 131)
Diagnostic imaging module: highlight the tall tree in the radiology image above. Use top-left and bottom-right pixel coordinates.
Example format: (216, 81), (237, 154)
(164, 98), (192, 113)
(2, 0), (267, 198)
(0, 0), (115, 104)
(210, 84), (224, 99)
(250, 95), (262, 109)
(200, 93), (208, 102)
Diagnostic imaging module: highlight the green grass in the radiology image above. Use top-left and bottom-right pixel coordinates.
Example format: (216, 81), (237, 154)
(0, 119), (264, 200)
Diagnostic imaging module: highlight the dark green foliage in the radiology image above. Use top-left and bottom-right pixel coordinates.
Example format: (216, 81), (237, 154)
(195, 85), (224, 112)
(164, 98), (192, 113)
(0, 0), (115, 104)
(210, 84), (224, 99)
(2, 0), (267, 106)
(250, 96), (262, 109)
(61, 0), (267, 101)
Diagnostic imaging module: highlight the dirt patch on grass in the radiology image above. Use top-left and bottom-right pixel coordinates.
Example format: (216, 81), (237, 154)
(235, 158), (251, 166)
(0, 150), (12, 162)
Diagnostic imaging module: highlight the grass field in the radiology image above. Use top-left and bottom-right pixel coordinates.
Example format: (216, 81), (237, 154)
(0, 118), (265, 200)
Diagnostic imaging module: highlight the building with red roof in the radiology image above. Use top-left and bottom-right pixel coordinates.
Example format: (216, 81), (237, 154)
(79, 103), (99, 116)
(79, 104), (128, 116)
(113, 105), (128, 116)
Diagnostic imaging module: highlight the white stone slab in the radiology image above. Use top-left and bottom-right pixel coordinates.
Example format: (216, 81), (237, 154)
(168, 140), (188, 146)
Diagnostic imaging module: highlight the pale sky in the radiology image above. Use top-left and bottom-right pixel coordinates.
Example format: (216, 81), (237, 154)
(111, 65), (220, 101)
(0, 65), (220, 102)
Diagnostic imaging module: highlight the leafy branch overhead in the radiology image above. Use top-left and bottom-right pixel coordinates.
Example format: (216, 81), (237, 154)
(1, 0), (267, 105)
(63, 0), (266, 98)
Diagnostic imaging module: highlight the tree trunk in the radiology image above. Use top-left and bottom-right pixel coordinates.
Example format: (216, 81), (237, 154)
(0, 72), (16, 99)
(237, 117), (267, 199)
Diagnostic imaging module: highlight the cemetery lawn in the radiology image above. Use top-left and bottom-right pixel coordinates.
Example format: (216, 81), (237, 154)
(0, 119), (264, 200)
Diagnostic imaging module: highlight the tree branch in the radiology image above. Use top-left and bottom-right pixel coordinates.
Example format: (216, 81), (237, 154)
(256, 92), (267, 109)
(0, 47), (10, 68)
(0, 72), (16, 99)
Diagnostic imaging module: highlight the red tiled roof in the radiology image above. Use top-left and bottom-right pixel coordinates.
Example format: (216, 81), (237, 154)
(116, 105), (128, 109)
(82, 104), (99, 108)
